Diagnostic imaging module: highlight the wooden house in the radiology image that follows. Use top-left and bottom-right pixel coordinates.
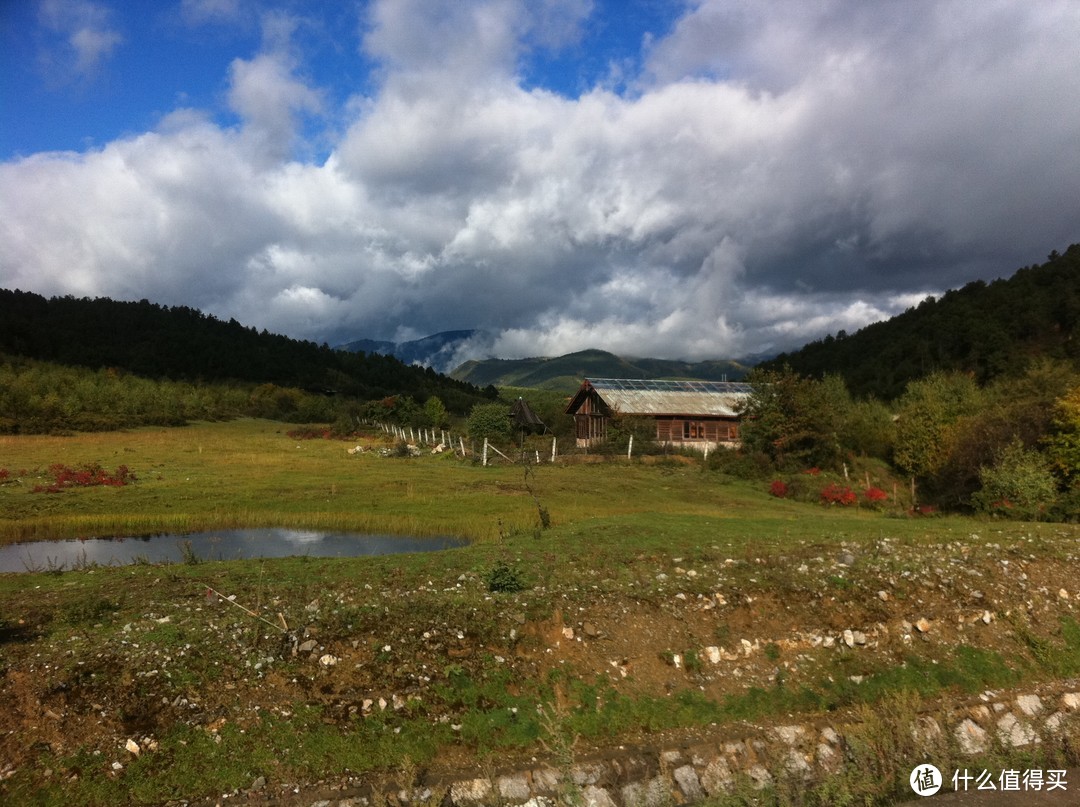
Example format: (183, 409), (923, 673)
(565, 378), (752, 450)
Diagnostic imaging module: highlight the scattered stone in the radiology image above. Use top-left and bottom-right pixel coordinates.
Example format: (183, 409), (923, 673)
(124, 739), (140, 756)
(298, 639), (317, 654)
(982, 610), (993, 625)
(842, 630), (855, 649)
(823, 636), (835, 648)
(1061, 692), (1080, 710)
(705, 646), (722, 664)
(583, 622), (599, 638)
(1059, 588), (1070, 600)
(562, 627), (574, 640)
(318, 654), (339, 667)
(852, 630), (867, 646)
(838, 552), (855, 566)
(877, 590), (889, 602)
(111, 761), (123, 772)
(251, 776), (266, 791)
(914, 618), (931, 633)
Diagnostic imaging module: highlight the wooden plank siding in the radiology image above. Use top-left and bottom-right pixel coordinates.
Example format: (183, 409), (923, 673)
(565, 378), (749, 450)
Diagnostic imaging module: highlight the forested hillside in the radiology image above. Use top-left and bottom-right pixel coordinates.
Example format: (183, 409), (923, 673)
(0, 290), (489, 415)
(764, 245), (1080, 399)
(452, 348), (748, 392)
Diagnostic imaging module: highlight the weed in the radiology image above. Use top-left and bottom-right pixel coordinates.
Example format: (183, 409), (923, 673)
(178, 539), (200, 565)
(487, 560), (527, 593)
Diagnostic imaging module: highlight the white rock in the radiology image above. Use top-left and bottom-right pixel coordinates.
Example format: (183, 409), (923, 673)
(124, 739), (140, 756)
(1016, 694), (1043, 716)
(1061, 692), (1080, 710)
(449, 779), (492, 805)
(1059, 588), (1070, 600)
(580, 786), (614, 807)
(997, 713), (1038, 747)
(955, 718), (988, 754)
(318, 654), (339, 667)
(842, 629), (855, 648)
(701, 757), (733, 795)
(705, 646), (722, 664)
(915, 618), (931, 633)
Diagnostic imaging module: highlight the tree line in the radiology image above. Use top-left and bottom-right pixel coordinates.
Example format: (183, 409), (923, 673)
(0, 290), (494, 431)
(763, 245), (1080, 400)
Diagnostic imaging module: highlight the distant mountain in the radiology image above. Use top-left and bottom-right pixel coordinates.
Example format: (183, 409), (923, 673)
(451, 348), (749, 393)
(761, 244), (1080, 399)
(337, 330), (491, 371)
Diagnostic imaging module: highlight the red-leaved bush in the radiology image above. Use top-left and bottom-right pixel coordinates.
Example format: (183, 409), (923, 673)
(820, 483), (857, 506)
(769, 480), (789, 498)
(863, 487), (888, 504)
(32, 463), (136, 494)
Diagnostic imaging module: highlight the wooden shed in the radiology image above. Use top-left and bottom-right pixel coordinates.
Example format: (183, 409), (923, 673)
(564, 378), (752, 450)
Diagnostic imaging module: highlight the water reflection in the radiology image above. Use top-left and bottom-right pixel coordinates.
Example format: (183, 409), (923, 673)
(0, 529), (466, 573)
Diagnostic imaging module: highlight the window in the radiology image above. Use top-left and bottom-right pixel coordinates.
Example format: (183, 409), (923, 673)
(682, 421), (704, 439)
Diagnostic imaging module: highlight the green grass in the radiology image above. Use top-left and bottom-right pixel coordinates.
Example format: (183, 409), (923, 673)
(3, 419), (1080, 805)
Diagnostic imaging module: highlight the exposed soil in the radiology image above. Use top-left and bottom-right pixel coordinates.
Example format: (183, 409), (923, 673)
(3, 527), (1080, 803)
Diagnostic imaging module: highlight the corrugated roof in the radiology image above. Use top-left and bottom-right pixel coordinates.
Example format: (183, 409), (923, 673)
(586, 378), (751, 417)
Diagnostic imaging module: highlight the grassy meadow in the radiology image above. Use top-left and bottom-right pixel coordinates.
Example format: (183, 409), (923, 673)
(3, 419), (1080, 806)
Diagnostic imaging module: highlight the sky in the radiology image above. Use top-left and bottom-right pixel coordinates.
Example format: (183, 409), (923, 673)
(2, 0), (1080, 370)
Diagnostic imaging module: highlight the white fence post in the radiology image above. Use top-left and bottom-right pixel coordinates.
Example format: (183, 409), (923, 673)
(551, 437), (557, 463)
(627, 435), (633, 460)
(482, 437), (489, 467)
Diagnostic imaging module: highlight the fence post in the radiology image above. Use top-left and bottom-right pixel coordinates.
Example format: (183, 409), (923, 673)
(460, 436), (466, 456)
(551, 437), (557, 463)
(627, 435), (633, 460)
(482, 437), (489, 467)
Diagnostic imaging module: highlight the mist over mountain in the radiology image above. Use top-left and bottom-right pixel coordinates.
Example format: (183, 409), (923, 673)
(337, 330), (494, 373)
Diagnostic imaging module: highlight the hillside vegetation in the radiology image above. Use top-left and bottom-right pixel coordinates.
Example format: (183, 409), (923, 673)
(452, 348), (748, 392)
(0, 290), (493, 433)
(764, 245), (1080, 400)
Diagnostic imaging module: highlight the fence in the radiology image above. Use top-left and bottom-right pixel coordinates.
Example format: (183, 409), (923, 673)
(363, 420), (559, 465)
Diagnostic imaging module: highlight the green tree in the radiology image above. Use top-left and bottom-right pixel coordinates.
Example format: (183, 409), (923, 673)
(424, 395), (450, 429)
(467, 402), (512, 442)
(972, 440), (1059, 520)
(893, 372), (982, 480)
(1044, 385), (1080, 484)
(739, 367), (852, 470)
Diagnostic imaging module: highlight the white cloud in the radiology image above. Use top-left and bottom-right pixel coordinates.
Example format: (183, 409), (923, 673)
(37, 0), (123, 80)
(3, 0), (1080, 366)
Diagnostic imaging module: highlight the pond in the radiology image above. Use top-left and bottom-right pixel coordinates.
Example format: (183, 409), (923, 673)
(0, 529), (467, 573)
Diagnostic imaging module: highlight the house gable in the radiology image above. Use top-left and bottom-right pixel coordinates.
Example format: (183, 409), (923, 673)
(565, 378), (752, 449)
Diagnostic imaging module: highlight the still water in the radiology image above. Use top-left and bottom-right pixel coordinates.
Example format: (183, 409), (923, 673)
(0, 529), (466, 573)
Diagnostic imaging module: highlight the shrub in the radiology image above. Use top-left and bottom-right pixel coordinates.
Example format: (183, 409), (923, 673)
(972, 440), (1058, 520)
(769, 480), (789, 498)
(820, 483), (857, 506)
(32, 462), (136, 493)
(487, 560), (527, 593)
(863, 486), (889, 507)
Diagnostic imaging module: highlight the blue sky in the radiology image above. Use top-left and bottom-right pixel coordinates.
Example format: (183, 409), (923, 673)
(2, 1), (1080, 368)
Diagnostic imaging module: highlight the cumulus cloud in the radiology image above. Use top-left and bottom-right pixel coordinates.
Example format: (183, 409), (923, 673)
(3, 0), (1080, 368)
